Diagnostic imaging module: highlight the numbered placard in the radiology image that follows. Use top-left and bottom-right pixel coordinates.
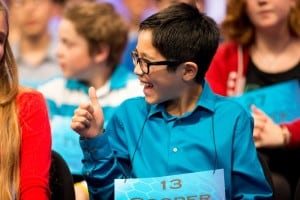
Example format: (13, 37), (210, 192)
(233, 79), (300, 123)
(114, 169), (225, 200)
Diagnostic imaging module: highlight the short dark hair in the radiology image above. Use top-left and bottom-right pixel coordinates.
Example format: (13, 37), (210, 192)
(139, 3), (220, 84)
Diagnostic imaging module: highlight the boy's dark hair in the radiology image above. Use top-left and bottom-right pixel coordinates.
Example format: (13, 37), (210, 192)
(139, 3), (220, 84)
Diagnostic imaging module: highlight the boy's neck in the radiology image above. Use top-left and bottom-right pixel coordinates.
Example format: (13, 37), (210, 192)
(166, 84), (202, 116)
(87, 64), (114, 90)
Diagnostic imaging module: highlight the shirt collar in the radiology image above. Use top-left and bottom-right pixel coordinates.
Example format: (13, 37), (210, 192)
(66, 79), (89, 94)
(148, 80), (217, 119)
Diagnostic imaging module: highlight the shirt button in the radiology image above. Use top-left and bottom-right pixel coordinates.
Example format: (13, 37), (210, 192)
(173, 147), (178, 153)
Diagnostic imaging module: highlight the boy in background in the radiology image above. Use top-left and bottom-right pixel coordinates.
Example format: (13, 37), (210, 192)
(9, 0), (62, 88)
(38, 1), (143, 199)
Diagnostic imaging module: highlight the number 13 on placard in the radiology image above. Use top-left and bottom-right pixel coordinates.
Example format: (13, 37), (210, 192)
(161, 179), (182, 190)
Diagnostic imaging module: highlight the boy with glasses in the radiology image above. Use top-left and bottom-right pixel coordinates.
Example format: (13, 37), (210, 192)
(71, 3), (273, 199)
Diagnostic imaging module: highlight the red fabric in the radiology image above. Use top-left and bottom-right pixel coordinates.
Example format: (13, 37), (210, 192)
(206, 41), (300, 147)
(17, 90), (51, 200)
(282, 119), (300, 148)
(205, 41), (249, 96)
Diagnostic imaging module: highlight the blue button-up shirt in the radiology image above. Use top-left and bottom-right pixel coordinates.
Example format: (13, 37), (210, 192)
(80, 81), (273, 200)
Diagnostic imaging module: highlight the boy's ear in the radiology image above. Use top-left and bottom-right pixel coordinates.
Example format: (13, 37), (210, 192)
(93, 45), (110, 63)
(182, 62), (198, 81)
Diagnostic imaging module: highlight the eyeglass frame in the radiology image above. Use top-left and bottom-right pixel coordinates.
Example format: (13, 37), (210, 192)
(131, 51), (182, 74)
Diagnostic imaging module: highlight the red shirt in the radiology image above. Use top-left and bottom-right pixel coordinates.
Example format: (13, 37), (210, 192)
(18, 90), (51, 199)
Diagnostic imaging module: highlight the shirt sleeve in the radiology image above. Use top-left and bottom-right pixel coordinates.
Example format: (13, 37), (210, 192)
(231, 111), (273, 199)
(18, 91), (52, 200)
(80, 113), (130, 200)
(282, 119), (300, 148)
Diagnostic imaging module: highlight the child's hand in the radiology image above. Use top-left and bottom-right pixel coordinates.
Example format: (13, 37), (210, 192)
(71, 87), (104, 138)
(251, 105), (287, 148)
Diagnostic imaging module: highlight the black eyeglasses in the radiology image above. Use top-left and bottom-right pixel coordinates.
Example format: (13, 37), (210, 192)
(131, 51), (181, 74)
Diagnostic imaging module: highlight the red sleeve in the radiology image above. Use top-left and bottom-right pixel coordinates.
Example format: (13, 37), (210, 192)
(282, 119), (300, 148)
(18, 91), (52, 200)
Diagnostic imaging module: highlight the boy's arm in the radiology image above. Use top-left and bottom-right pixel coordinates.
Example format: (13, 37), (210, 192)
(232, 112), (273, 199)
(79, 134), (124, 200)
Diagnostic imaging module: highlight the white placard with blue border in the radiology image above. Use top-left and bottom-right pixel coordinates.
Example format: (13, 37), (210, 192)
(114, 169), (225, 200)
(232, 79), (300, 123)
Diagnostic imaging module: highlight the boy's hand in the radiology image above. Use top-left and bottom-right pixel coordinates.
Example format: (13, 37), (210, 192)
(71, 87), (104, 138)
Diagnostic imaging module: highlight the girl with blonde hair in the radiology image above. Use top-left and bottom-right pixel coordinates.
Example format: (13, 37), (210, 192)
(0, 1), (52, 199)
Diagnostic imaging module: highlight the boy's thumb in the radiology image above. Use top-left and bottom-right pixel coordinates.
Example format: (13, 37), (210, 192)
(89, 87), (99, 107)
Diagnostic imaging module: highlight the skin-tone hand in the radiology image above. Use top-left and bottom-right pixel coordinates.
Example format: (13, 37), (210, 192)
(251, 105), (285, 148)
(71, 87), (104, 139)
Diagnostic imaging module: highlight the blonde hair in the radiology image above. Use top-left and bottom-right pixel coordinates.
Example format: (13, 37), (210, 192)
(63, 1), (129, 69)
(221, 0), (300, 46)
(0, 1), (21, 199)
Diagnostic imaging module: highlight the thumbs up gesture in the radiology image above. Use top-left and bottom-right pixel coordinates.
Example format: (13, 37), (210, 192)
(71, 87), (104, 138)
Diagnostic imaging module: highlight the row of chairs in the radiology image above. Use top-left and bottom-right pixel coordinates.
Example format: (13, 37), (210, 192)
(50, 150), (75, 200)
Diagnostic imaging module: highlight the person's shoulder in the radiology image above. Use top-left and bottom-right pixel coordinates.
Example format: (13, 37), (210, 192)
(112, 97), (151, 119)
(18, 86), (48, 105)
(121, 96), (146, 106)
(37, 76), (66, 92)
(18, 87), (44, 100)
(17, 87), (48, 113)
(216, 41), (240, 53)
(118, 96), (147, 111)
(211, 41), (246, 66)
(37, 77), (70, 100)
(214, 94), (251, 117)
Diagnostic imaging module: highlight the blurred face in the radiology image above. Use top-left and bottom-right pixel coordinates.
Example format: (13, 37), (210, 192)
(0, 11), (7, 61)
(155, 0), (195, 10)
(134, 30), (183, 104)
(11, 0), (53, 38)
(123, 0), (151, 17)
(56, 19), (94, 79)
(245, 0), (296, 30)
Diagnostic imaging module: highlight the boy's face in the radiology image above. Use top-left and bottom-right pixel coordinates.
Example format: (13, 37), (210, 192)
(11, 0), (54, 38)
(56, 18), (94, 80)
(134, 30), (184, 105)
